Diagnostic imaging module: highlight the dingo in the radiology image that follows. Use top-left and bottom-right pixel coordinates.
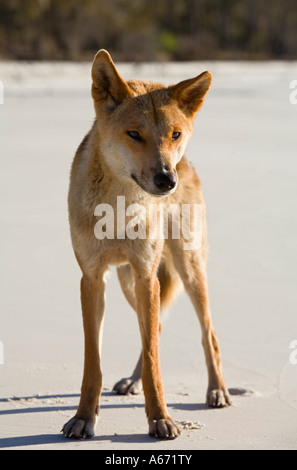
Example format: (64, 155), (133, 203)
(63, 50), (231, 440)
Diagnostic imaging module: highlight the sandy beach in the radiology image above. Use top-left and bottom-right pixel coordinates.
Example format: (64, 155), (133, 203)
(0, 61), (297, 450)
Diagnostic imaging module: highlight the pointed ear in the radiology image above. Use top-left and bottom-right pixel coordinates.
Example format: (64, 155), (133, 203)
(168, 71), (212, 117)
(91, 49), (132, 110)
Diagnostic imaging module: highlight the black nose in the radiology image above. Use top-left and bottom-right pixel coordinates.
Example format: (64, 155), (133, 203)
(154, 172), (177, 192)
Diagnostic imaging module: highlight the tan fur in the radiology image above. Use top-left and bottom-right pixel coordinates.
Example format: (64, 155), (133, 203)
(62, 50), (230, 440)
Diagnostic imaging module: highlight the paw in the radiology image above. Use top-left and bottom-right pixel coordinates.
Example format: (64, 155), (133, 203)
(207, 388), (232, 408)
(62, 416), (95, 439)
(149, 419), (180, 440)
(113, 376), (143, 395)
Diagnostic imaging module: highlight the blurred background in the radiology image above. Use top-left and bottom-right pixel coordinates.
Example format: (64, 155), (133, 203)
(0, 0), (297, 62)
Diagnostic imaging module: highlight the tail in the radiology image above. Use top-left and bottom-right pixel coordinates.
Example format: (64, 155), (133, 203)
(117, 247), (183, 314)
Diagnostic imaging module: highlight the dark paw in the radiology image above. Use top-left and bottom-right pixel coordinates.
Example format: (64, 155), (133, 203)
(207, 388), (232, 408)
(113, 376), (143, 395)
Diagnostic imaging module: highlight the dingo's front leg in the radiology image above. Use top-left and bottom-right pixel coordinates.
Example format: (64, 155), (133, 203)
(63, 274), (105, 439)
(133, 268), (180, 439)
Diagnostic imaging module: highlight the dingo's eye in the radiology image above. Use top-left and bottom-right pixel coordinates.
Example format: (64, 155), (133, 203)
(127, 130), (142, 142)
(172, 131), (181, 141)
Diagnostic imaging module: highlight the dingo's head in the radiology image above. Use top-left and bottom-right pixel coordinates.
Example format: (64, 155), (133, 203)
(91, 50), (212, 197)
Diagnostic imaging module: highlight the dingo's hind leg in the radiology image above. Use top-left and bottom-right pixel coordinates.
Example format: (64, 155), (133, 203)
(114, 256), (183, 396)
(169, 240), (231, 408)
(113, 264), (143, 395)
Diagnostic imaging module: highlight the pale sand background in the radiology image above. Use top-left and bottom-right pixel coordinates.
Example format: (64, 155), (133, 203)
(0, 61), (297, 450)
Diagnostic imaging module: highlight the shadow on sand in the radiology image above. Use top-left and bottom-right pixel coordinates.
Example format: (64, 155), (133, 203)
(0, 391), (208, 448)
